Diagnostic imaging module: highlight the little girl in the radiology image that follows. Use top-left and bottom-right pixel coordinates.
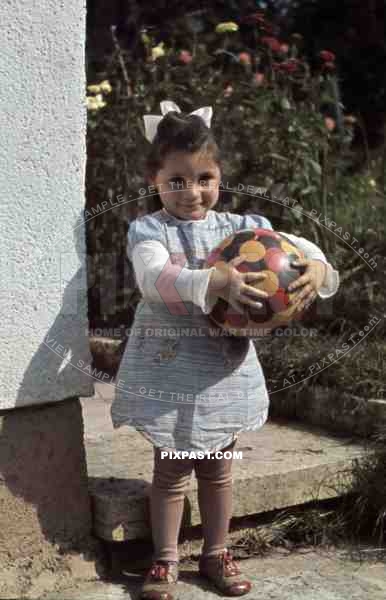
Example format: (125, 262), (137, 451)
(110, 101), (339, 599)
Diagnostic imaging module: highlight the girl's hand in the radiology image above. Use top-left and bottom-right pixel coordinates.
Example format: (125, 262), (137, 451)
(208, 254), (269, 314)
(288, 258), (327, 312)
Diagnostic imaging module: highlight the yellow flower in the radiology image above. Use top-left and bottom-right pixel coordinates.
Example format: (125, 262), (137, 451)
(86, 94), (107, 111)
(87, 84), (101, 94)
(99, 80), (112, 94)
(86, 96), (99, 111)
(368, 178), (376, 188)
(95, 93), (107, 108)
(151, 42), (166, 61)
(215, 21), (239, 33)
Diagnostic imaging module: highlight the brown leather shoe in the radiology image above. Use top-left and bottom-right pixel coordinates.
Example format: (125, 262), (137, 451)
(199, 549), (252, 596)
(140, 560), (179, 600)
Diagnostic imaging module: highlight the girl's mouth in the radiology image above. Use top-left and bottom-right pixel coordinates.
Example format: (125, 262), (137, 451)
(183, 206), (204, 218)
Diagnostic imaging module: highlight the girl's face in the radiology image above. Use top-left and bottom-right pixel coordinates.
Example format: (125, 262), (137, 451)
(148, 149), (221, 221)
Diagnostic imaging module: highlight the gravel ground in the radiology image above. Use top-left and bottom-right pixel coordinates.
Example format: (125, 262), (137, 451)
(42, 545), (386, 600)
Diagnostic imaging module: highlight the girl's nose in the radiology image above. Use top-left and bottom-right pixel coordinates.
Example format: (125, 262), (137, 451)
(184, 183), (201, 201)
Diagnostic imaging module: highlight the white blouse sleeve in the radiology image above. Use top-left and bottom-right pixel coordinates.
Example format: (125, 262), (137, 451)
(279, 232), (340, 299)
(131, 240), (218, 314)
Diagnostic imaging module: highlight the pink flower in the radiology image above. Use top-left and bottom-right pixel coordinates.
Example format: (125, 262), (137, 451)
(261, 36), (281, 53)
(178, 50), (193, 64)
(239, 52), (252, 65)
(280, 43), (289, 54)
(254, 72), (265, 85)
(319, 50), (336, 62)
(324, 117), (336, 131)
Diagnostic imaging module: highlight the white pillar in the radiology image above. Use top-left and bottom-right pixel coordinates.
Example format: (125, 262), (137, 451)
(0, 2), (100, 595)
(0, 1), (94, 407)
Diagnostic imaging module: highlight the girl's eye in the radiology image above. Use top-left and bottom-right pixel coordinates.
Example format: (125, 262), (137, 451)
(200, 174), (215, 183)
(169, 177), (185, 186)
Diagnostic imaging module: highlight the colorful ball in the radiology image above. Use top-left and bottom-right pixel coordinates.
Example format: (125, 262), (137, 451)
(204, 228), (307, 337)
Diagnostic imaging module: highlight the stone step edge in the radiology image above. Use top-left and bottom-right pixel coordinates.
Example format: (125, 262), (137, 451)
(89, 456), (360, 542)
(105, 501), (341, 574)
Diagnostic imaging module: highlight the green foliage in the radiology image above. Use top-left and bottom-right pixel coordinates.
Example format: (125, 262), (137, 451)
(86, 13), (351, 222)
(331, 173), (385, 239)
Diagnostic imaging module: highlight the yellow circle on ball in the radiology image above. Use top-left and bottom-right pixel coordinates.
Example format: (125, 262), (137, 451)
(239, 240), (266, 262)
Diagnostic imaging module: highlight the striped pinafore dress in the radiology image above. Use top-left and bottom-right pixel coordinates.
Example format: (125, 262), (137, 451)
(110, 208), (272, 453)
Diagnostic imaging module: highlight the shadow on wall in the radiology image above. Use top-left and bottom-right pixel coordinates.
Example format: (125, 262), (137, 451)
(15, 211), (94, 406)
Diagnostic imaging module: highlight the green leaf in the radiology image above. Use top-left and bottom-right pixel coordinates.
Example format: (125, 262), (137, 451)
(300, 186), (317, 195)
(320, 93), (335, 104)
(308, 159), (322, 176)
(293, 141), (309, 148)
(266, 153), (289, 162)
(281, 97), (291, 110)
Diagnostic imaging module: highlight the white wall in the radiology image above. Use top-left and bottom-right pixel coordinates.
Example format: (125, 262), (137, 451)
(0, 0), (94, 408)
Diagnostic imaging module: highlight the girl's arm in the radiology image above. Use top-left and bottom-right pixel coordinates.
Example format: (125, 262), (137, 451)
(131, 239), (218, 314)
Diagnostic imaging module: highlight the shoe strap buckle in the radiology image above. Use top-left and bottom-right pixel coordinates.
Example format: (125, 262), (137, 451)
(223, 551), (241, 576)
(150, 564), (168, 579)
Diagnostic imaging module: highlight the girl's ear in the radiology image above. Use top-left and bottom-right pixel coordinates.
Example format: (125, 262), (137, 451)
(146, 171), (155, 187)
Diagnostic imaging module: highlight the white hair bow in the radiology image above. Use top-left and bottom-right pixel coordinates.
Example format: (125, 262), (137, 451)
(143, 100), (213, 143)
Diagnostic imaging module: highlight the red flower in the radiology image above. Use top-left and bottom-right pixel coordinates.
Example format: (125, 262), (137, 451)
(281, 60), (298, 73)
(240, 12), (265, 25)
(280, 43), (289, 54)
(319, 50), (336, 62)
(261, 36), (281, 52)
(273, 59), (300, 73)
(178, 50), (193, 64)
(239, 52), (252, 65)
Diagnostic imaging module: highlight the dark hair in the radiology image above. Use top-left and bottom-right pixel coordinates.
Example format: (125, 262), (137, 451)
(144, 111), (222, 204)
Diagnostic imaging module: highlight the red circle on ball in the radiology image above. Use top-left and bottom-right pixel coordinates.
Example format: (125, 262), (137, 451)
(265, 249), (289, 272)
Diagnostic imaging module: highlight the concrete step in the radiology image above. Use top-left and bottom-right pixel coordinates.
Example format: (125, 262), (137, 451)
(81, 384), (366, 543)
